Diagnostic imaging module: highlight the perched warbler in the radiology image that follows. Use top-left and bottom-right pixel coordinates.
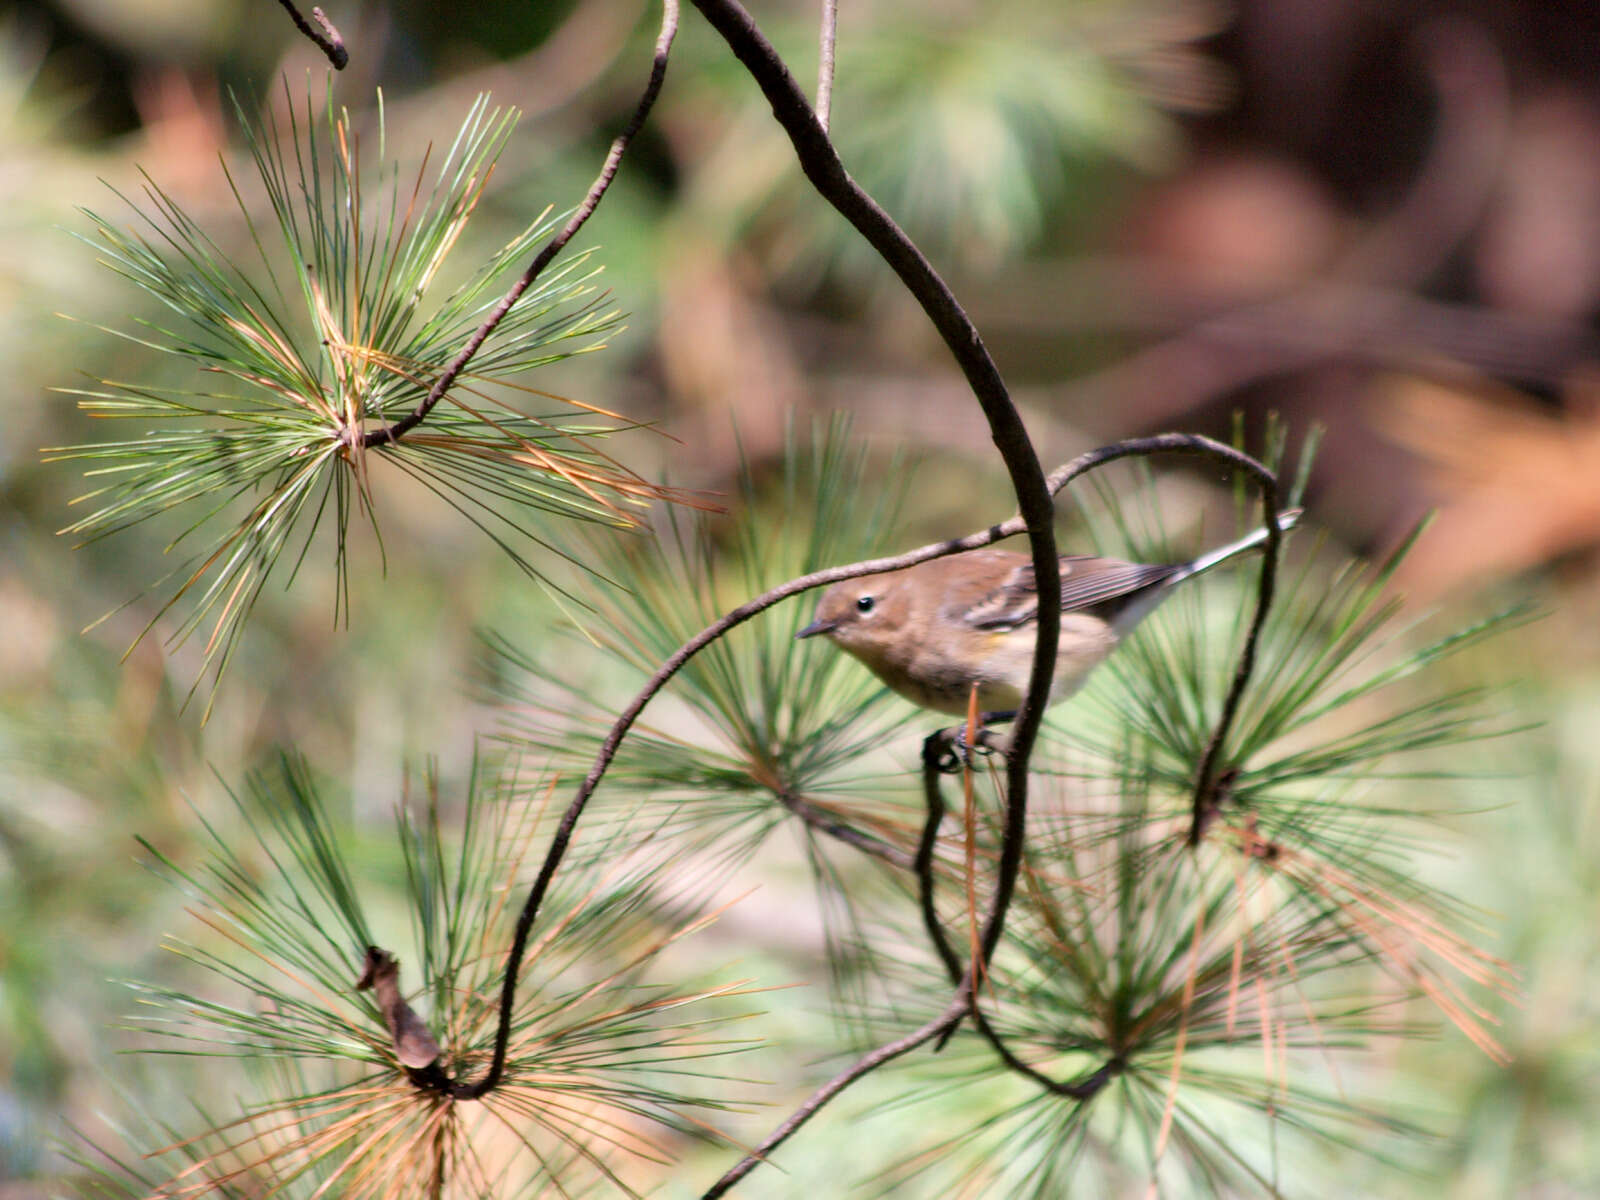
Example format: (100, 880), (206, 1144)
(796, 510), (1300, 718)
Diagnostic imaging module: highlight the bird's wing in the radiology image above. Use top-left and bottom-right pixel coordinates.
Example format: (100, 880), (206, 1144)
(961, 557), (1180, 631)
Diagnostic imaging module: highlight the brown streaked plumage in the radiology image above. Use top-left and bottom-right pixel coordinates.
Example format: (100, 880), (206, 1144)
(796, 511), (1300, 717)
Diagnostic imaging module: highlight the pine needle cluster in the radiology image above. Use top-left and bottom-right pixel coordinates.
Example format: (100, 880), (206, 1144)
(50, 86), (689, 713)
(73, 754), (758, 1199)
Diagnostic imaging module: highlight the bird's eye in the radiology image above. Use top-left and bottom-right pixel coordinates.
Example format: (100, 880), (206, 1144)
(855, 595), (875, 614)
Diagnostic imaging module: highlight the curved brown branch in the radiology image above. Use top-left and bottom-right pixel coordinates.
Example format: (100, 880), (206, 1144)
(360, 0), (679, 450)
(1045, 434), (1289, 841)
(679, 6), (1066, 1066)
(385, 0), (679, 1100)
(971, 1002), (1124, 1100)
(1035, 433), (1286, 841)
(274, 0), (348, 69)
(909, 435), (1283, 1057)
(457, 516), (1059, 1102)
(918, 730), (964, 985)
(700, 962), (1115, 1196)
(701, 995), (970, 1198)
(703, 437), (1289, 1180)
(439, 498), (1036, 1101)
(776, 786), (915, 871)
(1184, 487), (1280, 841)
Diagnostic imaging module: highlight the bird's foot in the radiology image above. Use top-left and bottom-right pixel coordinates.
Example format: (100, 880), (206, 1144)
(927, 719), (1010, 774)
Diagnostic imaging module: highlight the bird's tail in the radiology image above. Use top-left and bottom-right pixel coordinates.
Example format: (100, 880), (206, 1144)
(1178, 508), (1302, 581)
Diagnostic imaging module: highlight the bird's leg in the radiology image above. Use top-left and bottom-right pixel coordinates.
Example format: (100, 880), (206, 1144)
(931, 716), (1013, 774)
(926, 728), (964, 774)
(958, 710), (1015, 765)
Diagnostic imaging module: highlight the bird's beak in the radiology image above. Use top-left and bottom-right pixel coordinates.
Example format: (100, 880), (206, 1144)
(795, 618), (836, 640)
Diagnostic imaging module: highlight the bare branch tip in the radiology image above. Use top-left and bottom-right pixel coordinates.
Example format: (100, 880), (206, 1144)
(356, 945), (443, 1072)
(274, 0), (349, 68)
(310, 8), (349, 67)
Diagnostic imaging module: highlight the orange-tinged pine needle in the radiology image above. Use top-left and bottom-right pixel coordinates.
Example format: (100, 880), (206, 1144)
(1255, 973), (1279, 1095)
(300, 1099), (425, 1200)
(192, 449), (334, 656)
(409, 169), (483, 299)
(154, 1092), (415, 1199)
(478, 1098), (634, 1186)
(1226, 849), (1250, 1042)
(1150, 881), (1207, 1184)
(222, 311), (327, 419)
(146, 1087), (405, 1165)
(495, 1086), (675, 1163)
(172, 910), (384, 1052)
(321, 1095), (453, 1200)
(472, 775), (558, 965)
(203, 563), (256, 657)
(520, 890), (756, 1043)
(306, 276), (367, 434)
(1228, 822), (1515, 1063)
(1266, 897), (1349, 1101)
(961, 683), (994, 1004)
(327, 341), (716, 510)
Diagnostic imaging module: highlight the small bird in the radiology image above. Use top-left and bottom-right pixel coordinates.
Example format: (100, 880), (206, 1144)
(796, 510), (1300, 718)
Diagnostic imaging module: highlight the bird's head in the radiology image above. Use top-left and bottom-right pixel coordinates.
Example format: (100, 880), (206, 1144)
(795, 573), (913, 659)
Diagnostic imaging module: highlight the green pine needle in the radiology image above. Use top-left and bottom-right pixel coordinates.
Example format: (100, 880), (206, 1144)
(846, 435), (1522, 1197)
(101, 752), (761, 1198)
(485, 417), (925, 869)
(48, 83), (685, 716)
(481, 417), (937, 1020)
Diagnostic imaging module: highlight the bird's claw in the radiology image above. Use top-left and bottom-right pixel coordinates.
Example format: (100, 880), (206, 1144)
(932, 724), (1006, 774)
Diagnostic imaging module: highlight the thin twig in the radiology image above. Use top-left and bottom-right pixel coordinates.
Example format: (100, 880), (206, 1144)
(683, 10), (1066, 1088)
(402, 0), (679, 1099)
(815, 0), (838, 132)
(1038, 434), (1286, 844)
(775, 787), (915, 870)
(274, 0), (348, 69)
(919, 731), (963, 984)
(970, 1002), (1123, 1100)
(708, 435), (1288, 1172)
(961, 688), (986, 1001)
(918, 434), (1282, 1064)
(1045, 432), (1289, 840)
(701, 995), (969, 1198)
(956, 450), (1283, 1082)
(1188, 527), (1279, 837)
(442, 512), (1019, 1101)
(361, 1), (680, 450)
(459, 516), (1051, 1100)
